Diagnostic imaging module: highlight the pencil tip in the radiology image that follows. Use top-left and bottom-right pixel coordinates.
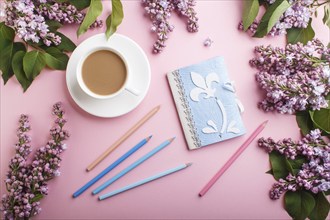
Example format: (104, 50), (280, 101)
(86, 168), (91, 172)
(186, 162), (192, 167)
(168, 137), (176, 143)
(146, 135), (152, 141)
(262, 120), (268, 127)
(155, 105), (161, 110)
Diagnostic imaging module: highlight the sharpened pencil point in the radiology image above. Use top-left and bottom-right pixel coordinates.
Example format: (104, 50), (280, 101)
(262, 120), (268, 127)
(154, 105), (161, 112)
(186, 163), (192, 167)
(146, 135), (153, 141)
(168, 137), (176, 143)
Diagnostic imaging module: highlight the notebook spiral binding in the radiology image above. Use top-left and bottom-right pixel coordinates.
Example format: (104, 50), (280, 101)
(172, 70), (201, 148)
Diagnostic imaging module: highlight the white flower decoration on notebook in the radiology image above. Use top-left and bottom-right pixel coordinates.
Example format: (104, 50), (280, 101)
(227, 121), (240, 134)
(190, 71), (219, 101)
(189, 71), (228, 136)
(167, 57), (246, 150)
(222, 81), (244, 113)
(202, 120), (218, 134)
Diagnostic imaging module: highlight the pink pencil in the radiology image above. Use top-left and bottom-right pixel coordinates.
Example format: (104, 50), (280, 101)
(199, 120), (268, 197)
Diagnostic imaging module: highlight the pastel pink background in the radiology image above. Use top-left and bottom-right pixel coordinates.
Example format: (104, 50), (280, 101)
(1, 1), (329, 219)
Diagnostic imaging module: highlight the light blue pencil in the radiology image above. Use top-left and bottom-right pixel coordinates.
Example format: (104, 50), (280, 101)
(99, 163), (192, 200)
(92, 137), (175, 195)
(72, 136), (152, 198)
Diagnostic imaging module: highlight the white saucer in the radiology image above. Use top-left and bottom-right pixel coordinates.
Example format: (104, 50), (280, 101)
(66, 34), (151, 117)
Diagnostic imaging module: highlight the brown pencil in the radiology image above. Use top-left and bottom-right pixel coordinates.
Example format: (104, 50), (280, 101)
(86, 105), (161, 171)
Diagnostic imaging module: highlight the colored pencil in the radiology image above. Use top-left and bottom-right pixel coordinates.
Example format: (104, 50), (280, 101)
(72, 136), (152, 198)
(199, 121), (268, 197)
(92, 137), (175, 195)
(99, 163), (192, 200)
(86, 106), (161, 171)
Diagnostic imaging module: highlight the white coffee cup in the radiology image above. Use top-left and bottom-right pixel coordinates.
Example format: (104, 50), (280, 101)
(76, 46), (140, 99)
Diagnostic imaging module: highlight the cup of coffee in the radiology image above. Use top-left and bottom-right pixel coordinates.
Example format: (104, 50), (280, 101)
(76, 46), (140, 99)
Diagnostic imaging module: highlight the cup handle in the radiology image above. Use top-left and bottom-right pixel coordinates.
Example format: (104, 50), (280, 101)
(125, 86), (140, 96)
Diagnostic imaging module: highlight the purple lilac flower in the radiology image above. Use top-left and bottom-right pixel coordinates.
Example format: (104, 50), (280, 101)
(4, 0), (102, 47)
(0, 1), (5, 22)
(250, 39), (330, 114)
(239, 0), (314, 36)
(203, 37), (213, 47)
(142, 0), (198, 53)
(1, 102), (69, 219)
(258, 129), (327, 159)
(174, 0), (199, 32)
(259, 129), (330, 199)
(36, 2), (84, 24)
(5, 0), (61, 45)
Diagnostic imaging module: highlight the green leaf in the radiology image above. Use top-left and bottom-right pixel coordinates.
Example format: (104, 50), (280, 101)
(253, 0), (290, 37)
(310, 108), (330, 133)
(286, 156), (307, 175)
(326, 93), (330, 101)
(45, 20), (63, 32)
(56, 32), (76, 52)
(0, 22), (15, 41)
(69, 0), (91, 10)
(44, 47), (69, 70)
(267, 1), (290, 33)
(77, 0), (102, 36)
(242, 0), (259, 31)
(285, 159), (294, 174)
(0, 42), (26, 84)
(296, 110), (314, 135)
(285, 190), (316, 220)
(309, 192), (330, 220)
(0, 23), (15, 53)
(23, 51), (46, 80)
(287, 20), (315, 44)
(259, 0), (269, 6)
(266, 169), (273, 175)
(30, 194), (44, 203)
(12, 51), (32, 92)
(323, 4), (330, 29)
(269, 151), (290, 180)
(105, 0), (124, 39)
(0, 43), (13, 82)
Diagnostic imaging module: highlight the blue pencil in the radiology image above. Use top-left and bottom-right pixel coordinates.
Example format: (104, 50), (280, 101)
(92, 137), (175, 195)
(99, 163), (192, 200)
(72, 136), (152, 198)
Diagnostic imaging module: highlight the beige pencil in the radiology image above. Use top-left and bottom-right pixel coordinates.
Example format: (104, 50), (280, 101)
(86, 105), (161, 171)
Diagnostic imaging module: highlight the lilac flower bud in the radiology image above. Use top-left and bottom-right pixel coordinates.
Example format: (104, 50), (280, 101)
(260, 128), (330, 199)
(142, 0), (198, 53)
(252, 39), (330, 113)
(61, 143), (67, 150)
(2, 103), (69, 219)
(203, 37), (213, 47)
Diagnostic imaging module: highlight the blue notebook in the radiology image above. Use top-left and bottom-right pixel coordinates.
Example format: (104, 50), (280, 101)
(167, 57), (246, 150)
